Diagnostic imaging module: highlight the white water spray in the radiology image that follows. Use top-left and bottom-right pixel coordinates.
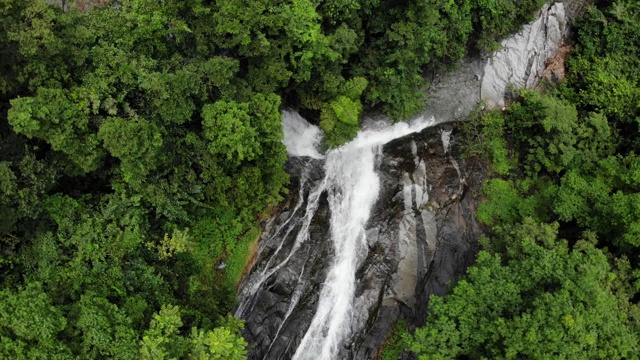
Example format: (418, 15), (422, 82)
(292, 115), (436, 360)
(281, 111), (324, 159)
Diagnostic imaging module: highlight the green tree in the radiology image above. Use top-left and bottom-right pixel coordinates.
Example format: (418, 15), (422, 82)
(8, 88), (104, 173)
(140, 305), (188, 360)
(189, 315), (247, 360)
(0, 282), (72, 359)
(202, 100), (260, 166)
(140, 305), (247, 360)
(98, 116), (163, 185)
(407, 219), (639, 359)
(320, 77), (368, 146)
(71, 294), (138, 359)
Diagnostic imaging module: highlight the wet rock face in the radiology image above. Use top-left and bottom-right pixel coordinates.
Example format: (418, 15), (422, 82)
(352, 126), (483, 360)
(237, 125), (483, 360)
(481, 0), (587, 107)
(481, 2), (569, 107)
(423, 0), (587, 117)
(236, 157), (331, 360)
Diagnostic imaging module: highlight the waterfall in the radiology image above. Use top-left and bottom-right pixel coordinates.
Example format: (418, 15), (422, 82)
(237, 111), (436, 359)
(235, 4), (575, 356)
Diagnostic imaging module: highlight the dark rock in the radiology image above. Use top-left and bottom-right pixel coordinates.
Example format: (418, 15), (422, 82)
(350, 126), (484, 359)
(236, 125), (484, 360)
(236, 157), (333, 360)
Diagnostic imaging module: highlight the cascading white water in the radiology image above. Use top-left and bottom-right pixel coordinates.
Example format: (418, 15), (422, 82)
(292, 141), (379, 360)
(281, 111), (324, 159)
(237, 111), (437, 360)
(291, 115), (436, 360)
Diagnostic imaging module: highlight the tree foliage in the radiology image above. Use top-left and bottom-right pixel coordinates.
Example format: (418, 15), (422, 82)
(407, 220), (639, 359)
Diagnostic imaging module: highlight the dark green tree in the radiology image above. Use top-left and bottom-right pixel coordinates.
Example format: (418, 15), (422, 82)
(407, 219), (639, 359)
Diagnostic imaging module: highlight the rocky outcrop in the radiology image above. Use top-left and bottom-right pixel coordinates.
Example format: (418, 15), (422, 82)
(236, 124), (482, 360)
(481, 0), (587, 107)
(423, 0), (587, 117)
(481, 3), (570, 107)
(352, 126), (483, 359)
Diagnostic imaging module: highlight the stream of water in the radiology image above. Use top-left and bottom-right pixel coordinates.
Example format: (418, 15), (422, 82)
(237, 111), (436, 359)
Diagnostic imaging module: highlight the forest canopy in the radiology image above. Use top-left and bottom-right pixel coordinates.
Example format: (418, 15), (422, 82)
(0, 0), (558, 358)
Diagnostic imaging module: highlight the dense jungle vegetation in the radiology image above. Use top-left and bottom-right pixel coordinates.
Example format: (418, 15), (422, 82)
(0, 0), (547, 358)
(402, 1), (640, 359)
